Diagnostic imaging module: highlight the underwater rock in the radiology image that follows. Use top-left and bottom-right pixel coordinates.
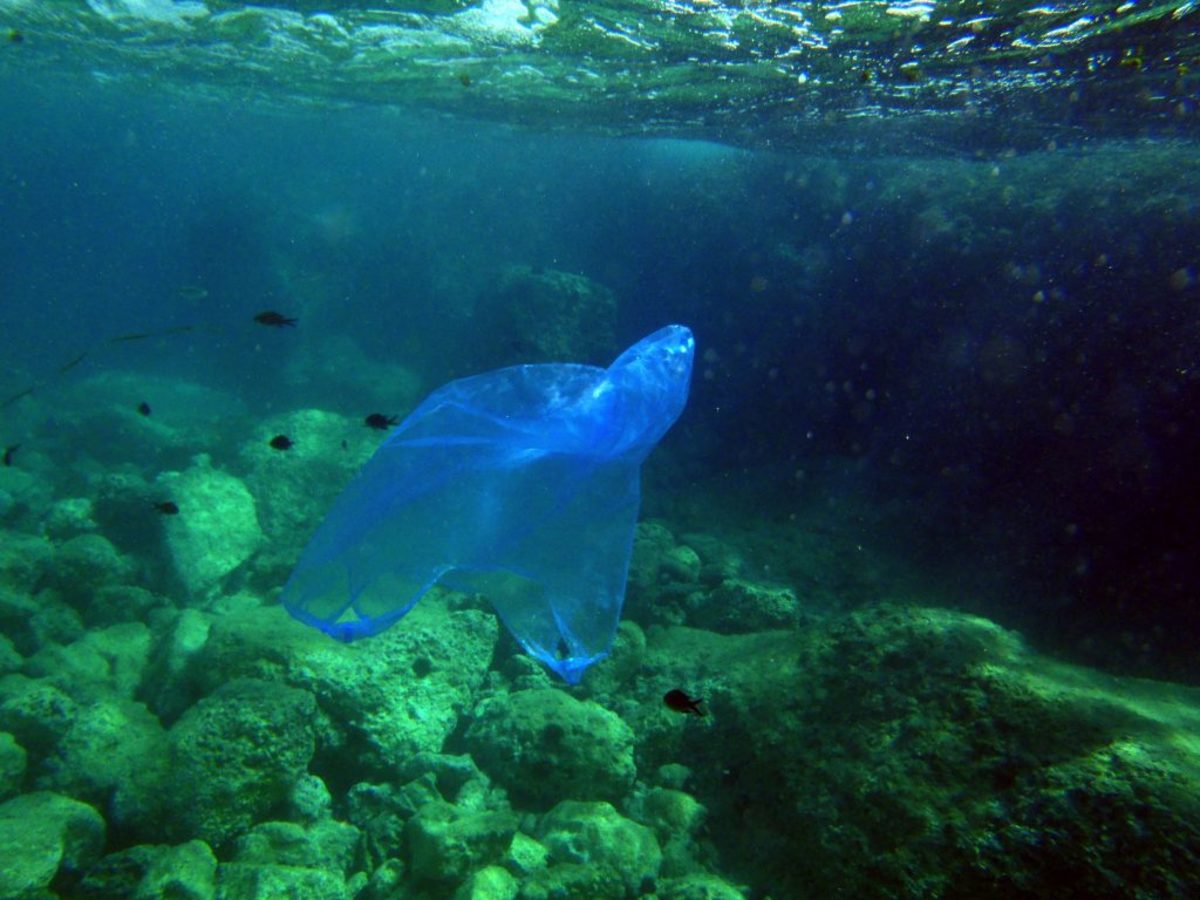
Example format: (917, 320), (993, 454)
(194, 604), (497, 774)
(639, 605), (1200, 897)
(476, 264), (618, 367)
(346, 780), (424, 870)
(34, 695), (165, 809)
(0, 465), (52, 531)
(405, 800), (519, 883)
(537, 800), (663, 896)
(504, 831), (550, 877)
(42, 497), (96, 541)
(287, 773), (334, 824)
(0, 633), (20, 677)
(454, 864), (519, 900)
(239, 409), (369, 549)
(233, 819), (361, 876)
(660, 544), (702, 584)
(44, 533), (133, 609)
(156, 678), (317, 848)
(83, 583), (164, 629)
(464, 688), (636, 810)
(140, 607), (212, 721)
(0, 674), (78, 758)
(79, 839), (217, 899)
(24, 621), (151, 700)
(0, 531), (51, 595)
(519, 861), (628, 900)
(656, 872), (747, 900)
(627, 522), (677, 593)
(638, 788), (706, 841)
(687, 578), (800, 632)
(0, 731), (25, 801)
(397, 751), (491, 809)
(131, 610), (210, 726)
(635, 788), (708, 877)
(157, 456), (263, 599)
(0, 791), (105, 897)
(215, 861), (350, 899)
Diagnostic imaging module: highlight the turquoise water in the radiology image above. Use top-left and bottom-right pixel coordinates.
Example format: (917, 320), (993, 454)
(1, 2), (1200, 897)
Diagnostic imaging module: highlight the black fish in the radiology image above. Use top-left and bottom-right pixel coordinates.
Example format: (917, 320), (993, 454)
(365, 413), (399, 430)
(269, 434), (294, 451)
(254, 311), (297, 328)
(153, 501), (179, 515)
(664, 689), (705, 717)
(2, 444), (19, 467)
(137, 401), (152, 416)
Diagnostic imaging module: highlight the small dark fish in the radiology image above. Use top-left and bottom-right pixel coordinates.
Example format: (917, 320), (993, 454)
(2, 444), (19, 467)
(152, 501), (179, 515)
(341, 439), (348, 451)
(8, 30), (23, 44)
(58, 350), (88, 374)
(365, 413), (399, 430)
(664, 689), (705, 717)
(254, 311), (297, 328)
(458, 72), (472, 87)
(137, 401), (152, 417)
(269, 434), (294, 451)
(109, 332), (152, 343)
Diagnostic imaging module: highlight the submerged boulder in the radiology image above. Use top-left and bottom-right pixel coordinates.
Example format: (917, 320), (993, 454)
(157, 455), (263, 599)
(464, 688), (636, 809)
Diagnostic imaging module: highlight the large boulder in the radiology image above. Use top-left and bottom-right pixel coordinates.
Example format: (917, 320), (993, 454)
(464, 688), (636, 809)
(157, 456), (263, 599)
(0, 792), (105, 896)
(139, 678), (318, 849)
(193, 602), (497, 776)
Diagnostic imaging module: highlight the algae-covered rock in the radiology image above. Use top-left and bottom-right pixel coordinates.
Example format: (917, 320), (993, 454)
(35, 695), (166, 808)
(193, 603), (497, 775)
(0, 791), (105, 896)
(44, 533), (133, 603)
(157, 456), (263, 599)
(0, 584), (83, 656)
(454, 864), (519, 900)
(687, 577), (799, 632)
(233, 819), (361, 876)
(157, 678), (317, 848)
(80, 840), (218, 899)
(0, 731), (25, 800)
(0, 674), (78, 757)
(538, 800), (662, 894)
(518, 861), (629, 899)
(504, 831), (550, 877)
(464, 688), (636, 809)
(24, 621), (152, 699)
(406, 800), (519, 883)
(639, 605), (1200, 898)
(238, 408), (369, 550)
(0, 529), (51, 590)
(657, 872), (747, 899)
(141, 607), (212, 720)
(476, 265), (617, 367)
(216, 862), (350, 899)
